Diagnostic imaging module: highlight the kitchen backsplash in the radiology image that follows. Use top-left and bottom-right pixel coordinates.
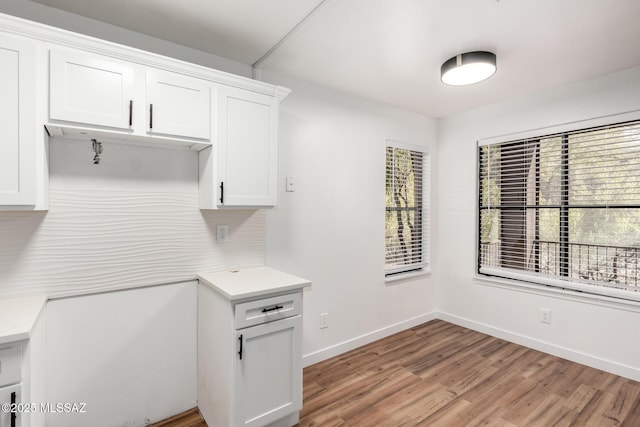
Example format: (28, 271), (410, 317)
(0, 138), (266, 298)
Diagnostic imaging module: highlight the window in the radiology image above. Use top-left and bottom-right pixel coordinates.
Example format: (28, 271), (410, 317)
(385, 142), (429, 277)
(478, 118), (640, 300)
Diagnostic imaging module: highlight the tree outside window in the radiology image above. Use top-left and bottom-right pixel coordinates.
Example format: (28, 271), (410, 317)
(386, 144), (428, 276)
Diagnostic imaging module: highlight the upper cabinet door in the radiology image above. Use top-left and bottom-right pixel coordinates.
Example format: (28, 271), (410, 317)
(0, 34), (36, 206)
(216, 85), (278, 207)
(49, 49), (135, 130)
(146, 70), (210, 140)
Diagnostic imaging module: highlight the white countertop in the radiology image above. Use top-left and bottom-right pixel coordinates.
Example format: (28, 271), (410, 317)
(198, 266), (311, 301)
(0, 295), (47, 345)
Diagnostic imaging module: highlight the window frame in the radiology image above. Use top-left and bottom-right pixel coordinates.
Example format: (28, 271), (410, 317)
(385, 140), (430, 281)
(476, 110), (640, 302)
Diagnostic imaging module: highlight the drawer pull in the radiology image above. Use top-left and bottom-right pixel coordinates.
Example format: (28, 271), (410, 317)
(262, 305), (284, 313)
(11, 391), (16, 427)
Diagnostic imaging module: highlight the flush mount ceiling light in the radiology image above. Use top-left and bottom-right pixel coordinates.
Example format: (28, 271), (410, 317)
(441, 51), (497, 86)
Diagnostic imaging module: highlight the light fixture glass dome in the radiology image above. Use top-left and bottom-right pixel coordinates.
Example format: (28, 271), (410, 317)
(441, 51), (497, 86)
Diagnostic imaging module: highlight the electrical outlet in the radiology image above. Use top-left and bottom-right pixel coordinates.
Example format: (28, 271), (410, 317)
(540, 308), (552, 324)
(286, 176), (295, 192)
(320, 313), (328, 329)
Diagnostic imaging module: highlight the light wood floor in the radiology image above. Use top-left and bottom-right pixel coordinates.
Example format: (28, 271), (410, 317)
(153, 320), (640, 426)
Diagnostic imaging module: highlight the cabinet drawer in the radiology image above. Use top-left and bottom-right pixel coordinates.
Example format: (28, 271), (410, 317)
(235, 293), (301, 330)
(0, 344), (21, 387)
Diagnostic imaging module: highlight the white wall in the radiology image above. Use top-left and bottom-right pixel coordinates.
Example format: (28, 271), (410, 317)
(261, 71), (438, 365)
(437, 66), (640, 381)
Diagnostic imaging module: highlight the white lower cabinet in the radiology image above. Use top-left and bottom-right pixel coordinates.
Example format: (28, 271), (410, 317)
(0, 384), (20, 427)
(0, 343), (22, 427)
(0, 296), (47, 427)
(235, 314), (302, 427)
(198, 282), (304, 427)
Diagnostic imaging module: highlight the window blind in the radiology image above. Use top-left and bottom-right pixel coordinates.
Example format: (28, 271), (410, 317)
(478, 119), (640, 299)
(386, 144), (428, 276)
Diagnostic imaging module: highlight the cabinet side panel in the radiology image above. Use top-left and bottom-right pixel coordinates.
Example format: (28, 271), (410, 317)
(46, 282), (197, 427)
(198, 283), (234, 426)
(22, 304), (47, 427)
(198, 146), (216, 209)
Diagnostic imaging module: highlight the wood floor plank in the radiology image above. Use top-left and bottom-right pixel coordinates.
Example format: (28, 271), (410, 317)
(430, 371), (523, 425)
(621, 392), (640, 427)
(149, 408), (206, 427)
(519, 393), (572, 427)
(415, 398), (472, 426)
(569, 389), (618, 426)
(565, 383), (598, 413)
(608, 381), (640, 423)
(156, 320), (640, 427)
(371, 377), (442, 417)
(464, 405), (517, 427)
(339, 369), (422, 421)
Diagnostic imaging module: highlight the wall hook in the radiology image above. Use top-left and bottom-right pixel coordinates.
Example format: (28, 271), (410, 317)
(92, 139), (103, 165)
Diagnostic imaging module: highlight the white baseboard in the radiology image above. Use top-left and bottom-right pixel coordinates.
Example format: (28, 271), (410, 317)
(302, 311), (438, 367)
(302, 310), (640, 382)
(438, 311), (640, 382)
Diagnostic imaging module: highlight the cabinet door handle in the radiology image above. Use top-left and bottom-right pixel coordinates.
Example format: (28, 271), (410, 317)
(219, 182), (224, 204)
(262, 305), (284, 313)
(129, 100), (133, 127)
(238, 334), (243, 360)
(149, 104), (153, 129)
(10, 391), (16, 427)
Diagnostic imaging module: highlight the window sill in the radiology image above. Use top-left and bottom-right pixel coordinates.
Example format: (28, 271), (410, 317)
(385, 268), (431, 285)
(474, 273), (640, 312)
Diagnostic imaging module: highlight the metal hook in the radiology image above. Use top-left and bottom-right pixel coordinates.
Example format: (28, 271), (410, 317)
(92, 139), (103, 165)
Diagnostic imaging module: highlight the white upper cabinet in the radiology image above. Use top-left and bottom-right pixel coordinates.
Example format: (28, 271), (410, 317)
(49, 49), (211, 142)
(0, 34), (37, 207)
(0, 13), (289, 210)
(50, 49), (135, 130)
(200, 85), (278, 208)
(146, 70), (210, 140)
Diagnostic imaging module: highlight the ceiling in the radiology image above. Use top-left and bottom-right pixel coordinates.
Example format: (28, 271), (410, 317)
(27, 0), (640, 117)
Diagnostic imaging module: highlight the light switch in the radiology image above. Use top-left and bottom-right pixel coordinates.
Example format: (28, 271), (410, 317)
(216, 224), (229, 243)
(286, 176), (295, 192)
